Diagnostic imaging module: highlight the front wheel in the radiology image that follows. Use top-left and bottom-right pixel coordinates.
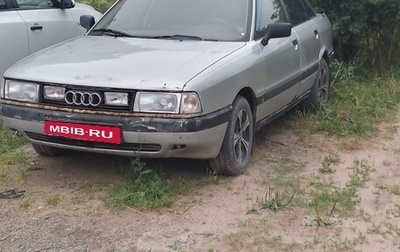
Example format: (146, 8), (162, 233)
(209, 96), (254, 176)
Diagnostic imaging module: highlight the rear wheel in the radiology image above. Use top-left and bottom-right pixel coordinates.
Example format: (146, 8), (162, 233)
(31, 143), (66, 156)
(209, 96), (254, 176)
(305, 58), (330, 108)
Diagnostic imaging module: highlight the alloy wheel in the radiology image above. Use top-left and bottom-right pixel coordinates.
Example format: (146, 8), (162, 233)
(233, 109), (251, 163)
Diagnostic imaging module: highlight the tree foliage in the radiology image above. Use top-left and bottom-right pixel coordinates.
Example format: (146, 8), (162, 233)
(309, 0), (400, 68)
(84, 0), (112, 14)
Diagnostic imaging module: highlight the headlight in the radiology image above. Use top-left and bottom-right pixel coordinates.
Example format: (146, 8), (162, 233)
(134, 92), (202, 114)
(104, 92), (129, 106)
(4, 80), (39, 102)
(134, 92), (180, 113)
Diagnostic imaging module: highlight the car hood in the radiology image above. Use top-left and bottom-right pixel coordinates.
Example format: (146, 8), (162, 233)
(5, 36), (246, 91)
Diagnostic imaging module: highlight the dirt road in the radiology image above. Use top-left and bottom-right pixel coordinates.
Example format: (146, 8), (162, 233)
(1, 114), (400, 251)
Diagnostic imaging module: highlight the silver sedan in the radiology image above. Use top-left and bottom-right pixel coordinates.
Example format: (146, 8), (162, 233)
(0, 0), (334, 175)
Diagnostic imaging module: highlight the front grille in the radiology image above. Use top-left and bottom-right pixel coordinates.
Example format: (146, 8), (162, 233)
(39, 85), (135, 112)
(25, 132), (162, 152)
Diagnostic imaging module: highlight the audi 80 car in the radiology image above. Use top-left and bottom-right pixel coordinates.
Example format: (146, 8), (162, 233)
(0, 0), (102, 78)
(0, 0), (334, 175)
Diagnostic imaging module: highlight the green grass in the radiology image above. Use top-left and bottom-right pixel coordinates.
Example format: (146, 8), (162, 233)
(83, 0), (111, 13)
(390, 186), (400, 196)
(258, 156), (371, 224)
(19, 196), (32, 208)
(105, 158), (214, 210)
(0, 119), (36, 184)
(45, 194), (61, 206)
(319, 154), (341, 174)
(0, 120), (26, 163)
(0, 151), (25, 165)
(308, 159), (372, 226)
(248, 187), (295, 214)
(292, 65), (400, 136)
(267, 160), (304, 194)
(245, 158), (304, 214)
(236, 157), (373, 250)
(0, 167), (8, 185)
(346, 159), (373, 188)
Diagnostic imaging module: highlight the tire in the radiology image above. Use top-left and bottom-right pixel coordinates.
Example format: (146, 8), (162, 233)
(209, 96), (254, 176)
(31, 143), (66, 156)
(305, 58), (330, 109)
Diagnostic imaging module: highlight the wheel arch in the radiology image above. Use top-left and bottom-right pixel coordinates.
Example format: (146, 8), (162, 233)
(322, 51), (330, 65)
(236, 87), (257, 120)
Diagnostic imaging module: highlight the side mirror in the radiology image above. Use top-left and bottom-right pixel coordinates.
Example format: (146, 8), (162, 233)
(260, 22), (292, 46)
(80, 15), (96, 31)
(60, 0), (75, 9)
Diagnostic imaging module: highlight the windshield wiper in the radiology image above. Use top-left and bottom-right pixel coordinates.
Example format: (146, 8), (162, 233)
(91, 28), (135, 38)
(152, 34), (204, 41)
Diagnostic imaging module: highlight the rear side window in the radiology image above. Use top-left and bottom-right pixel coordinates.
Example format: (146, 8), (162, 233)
(0, 0), (7, 9)
(254, 0), (286, 40)
(281, 0), (308, 26)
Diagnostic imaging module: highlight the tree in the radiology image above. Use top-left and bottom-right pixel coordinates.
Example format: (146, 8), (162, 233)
(309, 0), (400, 68)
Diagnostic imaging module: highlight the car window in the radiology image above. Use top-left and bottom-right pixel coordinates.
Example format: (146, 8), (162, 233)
(15, 0), (57, 9)
(281, 0), (309, 26)
(93, 0), (251, 42)
(254, 0), (286, 40)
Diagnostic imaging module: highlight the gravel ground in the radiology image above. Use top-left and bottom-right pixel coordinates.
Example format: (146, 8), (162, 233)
(1, 116), (400, 251)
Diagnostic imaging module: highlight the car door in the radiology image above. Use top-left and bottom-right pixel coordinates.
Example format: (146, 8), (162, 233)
(281, 0), (321, 96)
(0, 0), (29, 78)
(13, 0), (78, 54)
(254, 0), (301, 119)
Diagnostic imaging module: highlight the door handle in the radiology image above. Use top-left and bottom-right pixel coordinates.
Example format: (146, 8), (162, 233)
(314, 30), (319, 39)
(30, 25), (43, 31)
(292, 39), (299, 50)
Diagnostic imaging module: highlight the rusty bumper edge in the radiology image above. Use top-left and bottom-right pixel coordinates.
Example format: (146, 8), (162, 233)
(0, 103), (232, 133)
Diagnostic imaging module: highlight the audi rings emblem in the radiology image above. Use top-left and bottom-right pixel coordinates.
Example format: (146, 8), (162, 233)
(65, 91), (102, 106)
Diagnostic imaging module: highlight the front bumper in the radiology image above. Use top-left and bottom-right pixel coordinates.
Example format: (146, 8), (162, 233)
(0, 103), (230, 159)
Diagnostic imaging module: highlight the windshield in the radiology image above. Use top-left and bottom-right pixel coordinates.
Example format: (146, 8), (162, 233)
(91, 0), (252, 41)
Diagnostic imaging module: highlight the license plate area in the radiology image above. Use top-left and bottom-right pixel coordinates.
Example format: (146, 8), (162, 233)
(44, 121), (121, 144)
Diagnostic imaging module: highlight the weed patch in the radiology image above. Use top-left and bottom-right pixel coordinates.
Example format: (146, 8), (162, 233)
(0, 120), (26, 165)
(319, 154), (340, 174)
(248, 187), (295, 214)
(45, 194), (60, 206)
(291, 65), (400, 136)
(19, 196), (32, 208)
(309, 159), (372, 226)
(105, 158), (210, 210)
(390, 186), (400, 196)
(0, 167), (8, 185)
(259, 154), (372, 226)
